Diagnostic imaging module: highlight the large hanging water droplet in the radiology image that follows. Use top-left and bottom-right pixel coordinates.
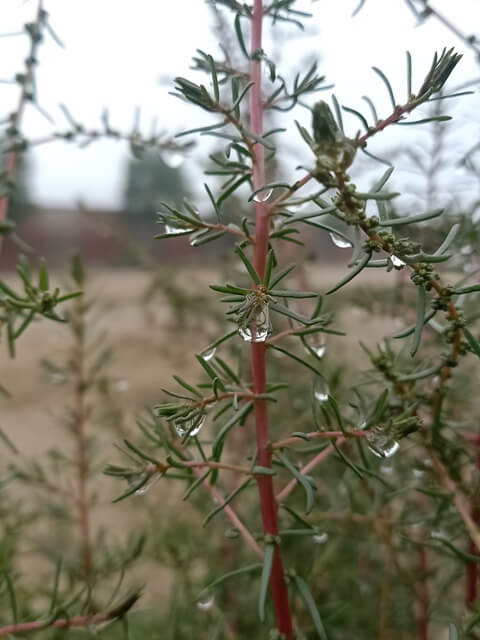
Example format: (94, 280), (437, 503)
(390, 255), (405, 268)
(201, 347), (216, 361)
(329, 231), (352, 249)
(313, 531), (328, 545)
(162, 150), (184, 169)
(238, 306), (271, 343)
(304, 333), (326, 359)
(366, 426), (399, 458)
(253, 188), (273, 203)
(197, 595), (215, 611)
(313, 374), (329, 403)
(175, 412), (206, 438)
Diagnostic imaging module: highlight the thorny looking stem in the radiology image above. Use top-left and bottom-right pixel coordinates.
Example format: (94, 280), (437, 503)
(0, 0), (44, 255)
(249, 1), (294, 637)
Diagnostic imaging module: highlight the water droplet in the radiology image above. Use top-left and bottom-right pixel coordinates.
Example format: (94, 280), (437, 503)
(201, 347), (216, 361)
(304, 333), (326, 359)
(313, 532), (328, 545)
(175, 412), (206, 438)
(238, 306), (271, 343)
(50, 372), (65, 385)
(127, 472), (150, 495)
(390, 255), (405, 268)
(329, 231), (352, 249)
(412, 468), (424, 479)
(197, 595), (215, 611)
(366, 426), (399, 458)
(189, 230), (208, 247)
(224, 527), (240, 539)
(313, 375), (329, 403)
(162, 150), (184, 168)
(431, 530), (446, 540)
(461, 244), (473, 255)
(463, 261), (475, 273)
(113, 378), (129, 393)
(253, 188), (273, 203)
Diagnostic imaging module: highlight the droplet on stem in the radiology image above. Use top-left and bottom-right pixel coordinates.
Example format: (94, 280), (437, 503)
(313, 374), (329, 403)
(390, 255), (405, 268)
(175, 412), (206, 438)
(197, 595), (215, 611)
(329, 231), (352, 249)
(253, 188), (273, 203)
(238, 306), (271, 343)
(366, 425), (399, 458)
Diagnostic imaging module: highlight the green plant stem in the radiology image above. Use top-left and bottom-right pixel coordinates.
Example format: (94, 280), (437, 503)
(249, 2), (293, 637)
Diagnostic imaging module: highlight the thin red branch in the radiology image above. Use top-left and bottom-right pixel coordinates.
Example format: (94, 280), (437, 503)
(249, 2), (293, 637)
(192, 467), (263, 559)
(276, 439), (344, 503)
(0, 593), (139, 637)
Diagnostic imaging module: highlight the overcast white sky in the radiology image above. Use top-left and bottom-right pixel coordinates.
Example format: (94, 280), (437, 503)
(0, 0), (479, 209)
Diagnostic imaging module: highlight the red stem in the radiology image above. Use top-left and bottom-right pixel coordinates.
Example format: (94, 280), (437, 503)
(249, 2), (293, 638)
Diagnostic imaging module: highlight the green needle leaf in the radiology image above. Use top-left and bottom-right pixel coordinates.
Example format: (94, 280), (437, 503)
(258, 544), (275, 622)
(294, 575), (329, 639)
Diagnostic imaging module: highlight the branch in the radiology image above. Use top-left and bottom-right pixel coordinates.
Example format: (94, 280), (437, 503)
(276, 438), (344, 503)
(0, 592), (140, 637)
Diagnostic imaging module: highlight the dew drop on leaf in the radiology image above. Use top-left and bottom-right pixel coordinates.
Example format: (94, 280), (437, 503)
(329, 231), (352, 249)
(253, 188), (273, 203)
(390, 255), (405, 268)
(313, 532), (328, 545)
(197, 595), (215, 611)
(313, 374), (329, 403)
(304, 332), (326, 359)
(201, 347), (216, 361)
(175, 412), (206, 438)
